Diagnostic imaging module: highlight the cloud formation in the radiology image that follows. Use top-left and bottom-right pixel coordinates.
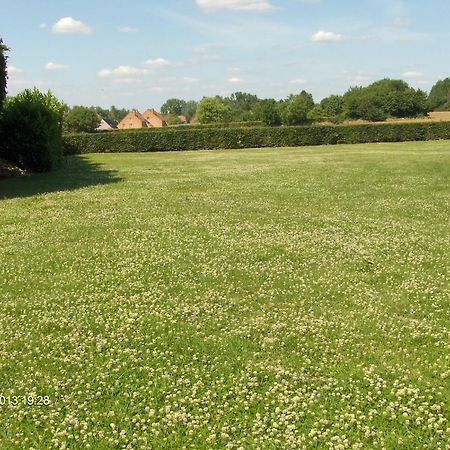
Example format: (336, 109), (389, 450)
(7, 66), (23, 75)
(311, 30), (344, 42)
(52, 17), (93, 34)
(98, 66), (149, 78)
(98, 59), (170, 78)
(45, 62), (69, 70)
(143, 58), (171, 69)
(403, 71), (424, 78)
(196, 0), (275, 12)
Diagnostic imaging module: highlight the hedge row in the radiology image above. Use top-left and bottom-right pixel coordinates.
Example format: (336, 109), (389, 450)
(63, 121), (450, 155)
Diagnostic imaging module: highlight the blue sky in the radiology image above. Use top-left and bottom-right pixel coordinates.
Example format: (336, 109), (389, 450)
(1, 0), (449, 110)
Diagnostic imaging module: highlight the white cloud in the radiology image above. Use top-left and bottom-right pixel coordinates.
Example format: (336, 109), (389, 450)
(7, 66), (23, 75)
(99, 58), (171, 78)
(45, 62), (69, 70)
(290, 79), (307, 84)
(119, 26), (139, 33)
(196, 0), (275, 12)
(52, 17), (93, 34)
(311, 30), (344, 42)
(228, 77), (243, 83)
(143, 58), (171, 69)
(403, 71), (424, 78)
(98, 66), (149, 78)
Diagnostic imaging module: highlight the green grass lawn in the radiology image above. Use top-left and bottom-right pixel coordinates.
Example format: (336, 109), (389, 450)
(0, 141), (449, 449)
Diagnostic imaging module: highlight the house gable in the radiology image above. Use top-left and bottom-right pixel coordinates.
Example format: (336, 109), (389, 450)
(142, 108), (167, 128)
(117, 111), (149, 129)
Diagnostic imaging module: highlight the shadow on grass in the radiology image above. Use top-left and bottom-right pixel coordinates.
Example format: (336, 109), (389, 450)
(0, 155), (121, 200)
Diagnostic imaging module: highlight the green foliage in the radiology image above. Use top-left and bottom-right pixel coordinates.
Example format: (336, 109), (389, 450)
(280, 91), (315, 125)
(253, 99), (281, 126)
(387, 88), (428, 117)
(64, 105), (101, 133)
(166, 114), (183, 126)
(307, 104), (326, 122)
(182, 100), (198, 121)
(197, 96), (232, 124)
(343, 79), (429, 121)
(160, 98), (198, 121)
(222, 92), (259, 121)
(63, 121), (450, 155)
(428, 78), (450, 111)
(0, 88), (65, 171)
(320, 95), (345, 121)
(91, 105), (128, 126)
(344, 86), (387, 121)
(0, 38), (8, 110)
(161, 98), (187, 116)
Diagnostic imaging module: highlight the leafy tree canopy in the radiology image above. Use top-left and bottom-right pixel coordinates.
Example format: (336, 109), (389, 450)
(64, 106), (101, 133)
(161, 98), (187, 116)
(428, 78), (450, 111)
(197, 97), (232, 124)
(280, 91), (315, 125)
(253, 99), (281, 126)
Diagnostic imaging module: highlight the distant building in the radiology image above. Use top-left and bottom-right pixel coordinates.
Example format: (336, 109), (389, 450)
(117, 109), (168, 129)
(142, 108), (167, 128)
(96, 118), (115, 131)
(117, 110), (150, 130)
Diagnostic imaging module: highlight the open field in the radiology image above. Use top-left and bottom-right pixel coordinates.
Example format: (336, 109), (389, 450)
(1, 142), (449, 449)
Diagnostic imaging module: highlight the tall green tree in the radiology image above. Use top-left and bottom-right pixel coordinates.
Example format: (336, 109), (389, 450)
(64, 106), (101, 133)
(253, 99), (281, 126)
(197, 97), (231, 124)
(428, 78), (450, 111)
(0, 38), (8, 109)
(280, 91), (315, 125)
(223, 92), (259, 121)
(161, 98), (187, 116)
(182, 100), (198, 121)
(343, 79), (428, 121)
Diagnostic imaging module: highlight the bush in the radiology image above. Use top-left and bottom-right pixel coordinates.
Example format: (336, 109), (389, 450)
(63, 121), (450, 155)
(0, 89), (65, 171)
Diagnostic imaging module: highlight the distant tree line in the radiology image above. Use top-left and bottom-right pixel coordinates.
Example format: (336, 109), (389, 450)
(160, 78), (449, 126)
(61, 78), (450, 132)
(193, 79), (437, 126)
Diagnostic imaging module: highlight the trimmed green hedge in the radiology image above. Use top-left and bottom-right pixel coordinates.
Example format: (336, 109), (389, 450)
(63, 121), (450, 155)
